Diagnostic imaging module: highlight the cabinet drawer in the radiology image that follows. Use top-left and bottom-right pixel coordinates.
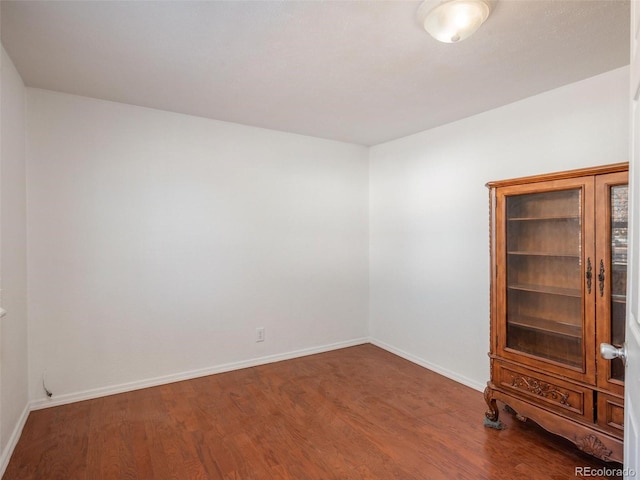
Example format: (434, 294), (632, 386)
(494, 362), (594, 422)
(596, 393), (624, 438)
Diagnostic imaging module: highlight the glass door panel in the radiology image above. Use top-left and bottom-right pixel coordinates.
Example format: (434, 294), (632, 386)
(505, 189), (583, 368)
(595, 171), (628, 394)
(609, 184), (628, 382)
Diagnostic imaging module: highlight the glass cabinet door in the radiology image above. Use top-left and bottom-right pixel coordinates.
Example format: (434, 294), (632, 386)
(596, 172), (628, 394)
(504, 188), (585, 369)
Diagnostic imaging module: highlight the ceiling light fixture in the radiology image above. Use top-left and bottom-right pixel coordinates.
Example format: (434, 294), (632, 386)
(417, 0), (496, 43)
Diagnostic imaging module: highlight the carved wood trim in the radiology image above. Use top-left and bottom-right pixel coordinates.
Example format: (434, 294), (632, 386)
(509, 374), (571, 407)
(576, 435), (612, 461)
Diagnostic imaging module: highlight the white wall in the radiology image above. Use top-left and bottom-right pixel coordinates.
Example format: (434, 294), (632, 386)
(26, 89), (369, 404)
(369, 66), (630, 390)
(18, 62), (632, 410)
(0, 47), (29, 469)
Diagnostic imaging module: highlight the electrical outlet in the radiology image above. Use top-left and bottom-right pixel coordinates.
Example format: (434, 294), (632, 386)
(256, 327), (265, 342)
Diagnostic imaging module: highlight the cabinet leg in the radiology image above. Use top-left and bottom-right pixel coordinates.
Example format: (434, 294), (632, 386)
(504, 404), (527, 422)
(484, 385), (504, 429)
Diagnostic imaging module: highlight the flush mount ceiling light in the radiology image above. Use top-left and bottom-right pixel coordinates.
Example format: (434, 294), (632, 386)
(417, 0), (496, 43)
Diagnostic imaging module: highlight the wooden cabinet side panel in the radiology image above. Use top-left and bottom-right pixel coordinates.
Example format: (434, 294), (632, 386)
(489, 187), (498, 358)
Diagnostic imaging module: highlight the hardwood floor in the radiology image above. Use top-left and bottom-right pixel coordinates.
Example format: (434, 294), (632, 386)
(3, 344), (624, 479)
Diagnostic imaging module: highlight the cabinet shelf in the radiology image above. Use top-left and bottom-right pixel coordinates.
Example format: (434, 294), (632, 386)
(507, 283), (581, 297)
(507, 251), (580, 258)
(612, 294), (626, 303)
(508, 315), (582, 339)
(508, 215), (580, 222)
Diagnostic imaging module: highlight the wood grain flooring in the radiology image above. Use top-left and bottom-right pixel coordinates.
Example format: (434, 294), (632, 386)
(3, 344), (624, 479)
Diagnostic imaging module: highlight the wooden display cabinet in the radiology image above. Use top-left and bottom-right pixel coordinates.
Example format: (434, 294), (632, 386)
(484, 163), (628, 463)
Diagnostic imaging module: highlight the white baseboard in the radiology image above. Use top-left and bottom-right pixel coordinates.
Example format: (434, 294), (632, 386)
(30, 337), (370, 411)
(0, 403), (30, 479)
(369, 337), (485, 392)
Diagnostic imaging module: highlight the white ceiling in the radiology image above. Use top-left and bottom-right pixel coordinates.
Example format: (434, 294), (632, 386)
(1, 0), (630, 146)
